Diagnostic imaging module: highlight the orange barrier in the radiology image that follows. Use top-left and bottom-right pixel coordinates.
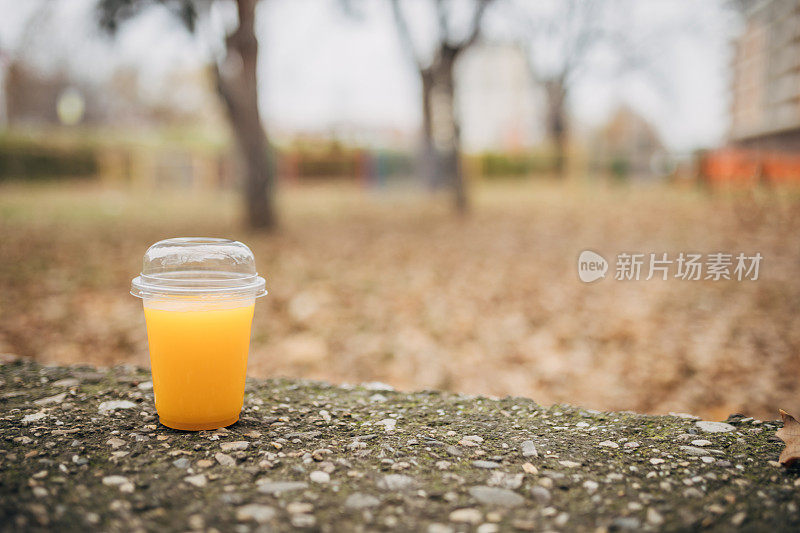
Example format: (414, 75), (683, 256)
(699, 148), (800, 188)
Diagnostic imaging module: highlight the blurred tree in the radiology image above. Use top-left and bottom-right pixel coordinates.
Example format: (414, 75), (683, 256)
(506, 0), (692, 181)
(514, 0), (669, 179)
(515, 0), (608, 179)
(97, 0), (276, 230)
(390, 0), (495, 214)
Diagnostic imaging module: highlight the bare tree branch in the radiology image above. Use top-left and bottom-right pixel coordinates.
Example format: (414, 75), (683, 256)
(561, 0), (605, 84)
(97, 0), (199, 34)
(434, 0), (451, 45)
(389, 0), (425, 70)
(455, 0), (494, 52)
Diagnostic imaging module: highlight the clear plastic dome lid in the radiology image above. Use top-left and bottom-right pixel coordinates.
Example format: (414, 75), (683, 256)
(131, 237), (267, 299)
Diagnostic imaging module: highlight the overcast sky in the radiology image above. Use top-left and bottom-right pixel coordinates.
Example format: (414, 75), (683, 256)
(0, 0), (738, 152)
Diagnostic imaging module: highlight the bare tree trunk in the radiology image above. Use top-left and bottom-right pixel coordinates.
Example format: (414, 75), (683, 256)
(545, 78), (568, 179)
(420, 68), (437, 189)
(215, 0), (276, 230)
(430, 52), (467, 213)
(389, 0), (492, 213)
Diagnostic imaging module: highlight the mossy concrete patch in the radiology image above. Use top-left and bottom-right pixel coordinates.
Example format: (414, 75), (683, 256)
(1, 357), (798, 532)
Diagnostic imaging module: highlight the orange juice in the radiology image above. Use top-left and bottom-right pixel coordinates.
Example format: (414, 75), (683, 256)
(132, 237), (267, 431)
(143, 300), (255, 431)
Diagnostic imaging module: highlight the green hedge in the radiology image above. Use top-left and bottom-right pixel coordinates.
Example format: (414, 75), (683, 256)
(0, 140), (97, 181)
(476, 151), (557, 178)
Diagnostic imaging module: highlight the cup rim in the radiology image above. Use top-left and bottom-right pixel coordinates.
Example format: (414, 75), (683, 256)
(131, 270), (267, 299)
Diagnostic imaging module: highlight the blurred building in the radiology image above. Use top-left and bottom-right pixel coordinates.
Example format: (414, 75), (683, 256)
(590, 105), (668, 179)
(3, 62), (93, 126)
(0, 61), (235, 188)
(730, 0), (800, 151)
(1, 61), (225, 130)
(698, 0), (800, 188)
(456, 42), (543, 153)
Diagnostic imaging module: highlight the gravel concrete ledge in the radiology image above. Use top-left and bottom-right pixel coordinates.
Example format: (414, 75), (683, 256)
(1, 356), (798, 532)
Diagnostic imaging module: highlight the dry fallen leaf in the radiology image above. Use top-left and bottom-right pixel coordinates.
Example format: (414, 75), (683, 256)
(775, 409), (800, 466)
(4, 185), (800, 420)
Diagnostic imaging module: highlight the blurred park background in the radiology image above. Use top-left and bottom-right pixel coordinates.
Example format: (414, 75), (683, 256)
(1, 0), (800, 420)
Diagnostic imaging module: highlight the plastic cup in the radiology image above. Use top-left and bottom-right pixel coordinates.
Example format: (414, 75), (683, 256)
(131, 238), (266, 431)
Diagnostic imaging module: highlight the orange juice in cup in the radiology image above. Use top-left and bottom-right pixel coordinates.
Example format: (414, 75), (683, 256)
(131, 238), (266, 431)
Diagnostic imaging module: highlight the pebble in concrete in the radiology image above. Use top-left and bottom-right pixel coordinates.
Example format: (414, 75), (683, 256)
(309, 471), (330, 484)
(256, 481), (308, 495)
(449, 508), (483, 524)
(468, 486), (525, 507)
(236, 504), (275, 523)
(520, 440), (538, 457)
(345, 493), (380, 509)
(695, 421), (735, 433)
